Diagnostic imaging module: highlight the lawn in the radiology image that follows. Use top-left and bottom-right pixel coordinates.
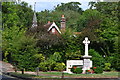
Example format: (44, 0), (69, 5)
(39, 71), (119, 78)
(9, 71), (119, 78)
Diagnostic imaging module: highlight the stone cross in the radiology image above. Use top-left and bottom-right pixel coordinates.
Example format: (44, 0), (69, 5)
(83, 37), (90, 56)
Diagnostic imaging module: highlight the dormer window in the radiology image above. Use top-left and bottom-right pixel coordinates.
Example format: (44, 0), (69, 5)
(52, 28), (55, 33)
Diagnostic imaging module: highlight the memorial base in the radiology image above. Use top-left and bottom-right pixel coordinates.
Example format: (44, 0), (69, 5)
(82, 55), (92, 74)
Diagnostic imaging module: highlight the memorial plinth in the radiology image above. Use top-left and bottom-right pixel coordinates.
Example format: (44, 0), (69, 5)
(82, 37), (92, 74)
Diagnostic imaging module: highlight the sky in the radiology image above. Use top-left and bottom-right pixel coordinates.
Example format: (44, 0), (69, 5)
(21, 0), (95, 12)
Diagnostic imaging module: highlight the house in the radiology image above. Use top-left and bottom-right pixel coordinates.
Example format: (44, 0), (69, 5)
(31, 4), (80, 36)
(31, 10), (66, 35)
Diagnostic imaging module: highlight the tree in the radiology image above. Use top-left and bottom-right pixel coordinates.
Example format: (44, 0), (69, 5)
(2, 26), (26, 60)
(77, 9), (101, 32)
(55, 2), (83, 13)
(88, 1), (96, 9)
(36, 2), (82, 31)
(37, 10), (81, 31)
(2, 26), (41, 71)
(94, 2), (119, 58)
(2, 2), (20, 28)
(28, 26), (64, 57)
(61, 28), (82, 60)
(89, 49), (105, 67)
(2, 2), (33, 28)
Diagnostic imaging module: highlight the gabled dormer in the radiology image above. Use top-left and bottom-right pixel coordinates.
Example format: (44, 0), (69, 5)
(47, 22), (61, 35)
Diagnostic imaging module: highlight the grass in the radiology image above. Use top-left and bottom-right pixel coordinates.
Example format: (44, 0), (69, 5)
(39, 71), (119, 78)
(9, 72), (57, 78)
(9, 72), (37, 78)
(9, 71), (119, 78)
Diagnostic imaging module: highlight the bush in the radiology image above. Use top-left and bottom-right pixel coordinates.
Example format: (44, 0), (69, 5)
(93, 67), (103, 74)
(75, 68), (82, 74)
(104, 63), (111, 71)
(71, 67), (82, 74)
(71, 66), (77, 73)
(89, 49), (105, 68)
(39, 62), (48, 72)
(54, 63), (65, 71)
(85, 69), (95, 74)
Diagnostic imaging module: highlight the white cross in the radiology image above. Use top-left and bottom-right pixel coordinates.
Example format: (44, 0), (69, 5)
(83, 37), (90, 56)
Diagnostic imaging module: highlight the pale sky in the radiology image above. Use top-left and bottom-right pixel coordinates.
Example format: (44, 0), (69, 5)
(21, 0), (95, 12)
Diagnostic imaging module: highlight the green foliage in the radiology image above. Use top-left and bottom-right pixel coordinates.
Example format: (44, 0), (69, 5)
(108, 53), (120, 71)
(114, 54), (120, 71)
(55, 2), (83, 13)
(75, 68), (82, 74)
(37, 9), (81, 31)
(33, 54), (45, 63)
(54, 63), (65, 72)
(104, 63), (111, 71)
(2, 2), (33, 28)
(89, 49), (105, 67)
(2, 1), (119, 71)
(31, 25), (63, 57)
(71, 67), (75, 73)
(47, 59), (56, 71)
(49, 52), (61, 62)
(2, 26), (41, 71)
(39, 60), (65, 72)
(77, 9), (101, 36)
(95, 2), (118, 17)
(65, 50), (82, 60)
(61, 28), (82, 60)
(39, 62), (48, 72)
(93, 67), (103, 74)
(88, 1), (96, 9)
(2, 26), (25, 58)
(12, 36), (39, 71)
(39, 54), (57, 72)
(71, 67), (82, 74)
(3, 51), (9, 62)
(94, 2), (119, 57)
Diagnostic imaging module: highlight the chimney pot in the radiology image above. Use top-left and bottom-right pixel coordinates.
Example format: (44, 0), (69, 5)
(62, 15), (64, 18)
(48, 21), (50, 24)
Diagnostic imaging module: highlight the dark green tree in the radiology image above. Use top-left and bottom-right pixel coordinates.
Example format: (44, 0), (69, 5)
(55, 2), (83, 13)
(2, 2), (33, 28)
(2, 26), (42, 71)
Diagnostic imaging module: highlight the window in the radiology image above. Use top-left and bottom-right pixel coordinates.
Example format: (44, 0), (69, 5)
(52, 28), (55, 33)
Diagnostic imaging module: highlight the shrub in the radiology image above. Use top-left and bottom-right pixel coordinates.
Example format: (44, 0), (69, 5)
(39, 59), (56, 72)
(71, 66), (77, 73)
(71, 67), (82, 74)
(71, 67), (77, 73)
(86, 69), (94, 74)
(104, 63), (111, 71)
(93, 67), (103, 74)
(39, 62), (48, 72)
(75, 68), (82, 74)
(86, 70), (91, 73)
(54, 63), (65, 71)
(71, 67), (76, 73)
(89, 49), (105, 68)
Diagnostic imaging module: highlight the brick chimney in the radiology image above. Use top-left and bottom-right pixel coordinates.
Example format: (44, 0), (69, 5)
(48, 21), (51, 24)
(60, 15), (66, 32)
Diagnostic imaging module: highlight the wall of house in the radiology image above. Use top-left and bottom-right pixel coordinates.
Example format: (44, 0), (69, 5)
(49, 28), (60, 36)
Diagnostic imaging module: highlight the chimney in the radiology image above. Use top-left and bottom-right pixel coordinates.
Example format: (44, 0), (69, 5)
(48, 21), (51, 24)
(61, 15), (66, 32)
